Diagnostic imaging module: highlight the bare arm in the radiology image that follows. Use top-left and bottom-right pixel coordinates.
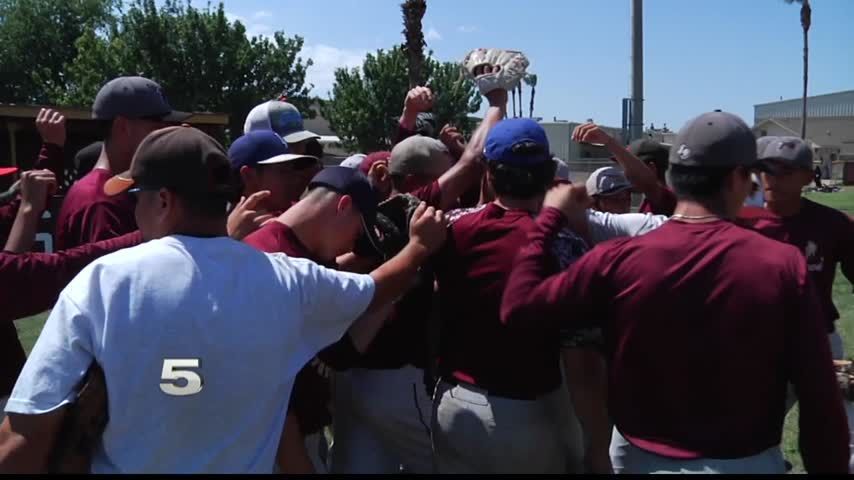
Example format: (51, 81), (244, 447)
(572, 123), (663, 202)
(4, 170), (56, 253)
(433, 88), (506, 211)
(398, 87), (433, 136)
(0, 409), (66, 473)
(562, 349), (612, 474)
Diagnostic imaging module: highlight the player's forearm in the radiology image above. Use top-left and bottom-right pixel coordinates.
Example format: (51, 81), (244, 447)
(399, 108), (419, 133)
(366, 242), (429, 315)
(3, 203), (41, 253)
(604, 137), (661, 199)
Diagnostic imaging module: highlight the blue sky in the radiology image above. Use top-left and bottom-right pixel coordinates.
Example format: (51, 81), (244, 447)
(221, 0), (854, 129)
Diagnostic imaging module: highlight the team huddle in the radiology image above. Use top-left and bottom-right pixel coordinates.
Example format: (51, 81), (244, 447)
(0, 65), (852, 474)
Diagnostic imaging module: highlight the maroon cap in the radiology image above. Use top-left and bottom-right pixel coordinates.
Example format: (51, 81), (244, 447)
(359, 151), (391, 175)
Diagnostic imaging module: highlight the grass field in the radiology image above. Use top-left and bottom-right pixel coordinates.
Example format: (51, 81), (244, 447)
(12, 187), (854, 473)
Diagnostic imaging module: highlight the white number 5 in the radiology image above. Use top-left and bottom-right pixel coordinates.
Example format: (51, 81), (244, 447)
(160, 358), (204, 396)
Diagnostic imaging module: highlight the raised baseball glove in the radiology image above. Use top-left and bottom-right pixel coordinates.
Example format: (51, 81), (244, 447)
(48, 361), (109, 473)
(462, 48), (530, 95)
(353, 193), (423, 261)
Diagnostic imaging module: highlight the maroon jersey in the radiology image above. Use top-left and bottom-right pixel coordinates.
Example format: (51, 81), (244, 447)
(739, 200), (854, 332)
(502, 208), (848, 471)
(55, 168), (137, 250)
(638, 185), (677, 216)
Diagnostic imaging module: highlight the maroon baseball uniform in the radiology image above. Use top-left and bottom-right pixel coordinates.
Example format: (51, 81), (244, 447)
(739, 200), (854, 333)
(501, 207), (848, 472)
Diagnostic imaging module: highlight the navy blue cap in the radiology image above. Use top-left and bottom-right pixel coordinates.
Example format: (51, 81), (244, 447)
(228, 130), (317, 170)
(308, 166), (379, 226)
(484, 118), (551, 167)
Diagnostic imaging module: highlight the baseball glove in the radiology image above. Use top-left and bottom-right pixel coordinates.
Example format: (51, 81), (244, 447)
(48, 361), (109, 474)
(462, 48), (530, 95)
(353, 193), (423, 260)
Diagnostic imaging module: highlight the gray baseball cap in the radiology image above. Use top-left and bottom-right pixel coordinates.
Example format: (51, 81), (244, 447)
(389, 135), (452, 177)
(669, 111), (760, 169)
(586, 166), (632, 197)
(759, 136), (813, 172)
(243, 100), (320, 144)
(92, 76), (190, 122)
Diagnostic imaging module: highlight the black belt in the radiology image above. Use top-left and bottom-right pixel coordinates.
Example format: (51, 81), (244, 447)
(439, 376), (546, 401)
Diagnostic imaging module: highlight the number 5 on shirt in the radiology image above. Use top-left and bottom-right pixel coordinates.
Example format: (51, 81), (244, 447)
(160, 358), (204, 396)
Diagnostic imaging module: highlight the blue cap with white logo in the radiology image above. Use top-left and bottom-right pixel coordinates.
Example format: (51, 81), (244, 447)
(243, 100), (320, 144)
(484, 118), (551, 167)
(228, 130), (318, 170)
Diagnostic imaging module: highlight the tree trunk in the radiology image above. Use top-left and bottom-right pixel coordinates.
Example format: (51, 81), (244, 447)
(801, 24), (808, 140)
(511, 88), (517, 117)
(402, 0), (427, 89)
(529, 86), (535, 118)
(518, 83), (523, 120)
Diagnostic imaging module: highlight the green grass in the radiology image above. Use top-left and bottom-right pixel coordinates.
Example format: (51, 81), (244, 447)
(11, 187), (854, 473)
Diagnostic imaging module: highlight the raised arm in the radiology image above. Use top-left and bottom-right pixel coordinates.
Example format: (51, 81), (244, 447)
(4, 170), (56, 253)
(432, 87), (506, 211)
(572, 123), (663, 203)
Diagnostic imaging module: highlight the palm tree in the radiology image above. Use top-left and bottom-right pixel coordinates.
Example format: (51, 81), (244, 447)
(785, 0), (811, 140)
(511, 87), (517, 117)
(524, 74), (538, 118)
(401, 0), (427, 88)
(517, 83), (523, 120)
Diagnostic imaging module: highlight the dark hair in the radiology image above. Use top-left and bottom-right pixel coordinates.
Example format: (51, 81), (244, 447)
(174, 191), (230, 219)
(96, 119), (114, 144)
(488, 161), (556, 198)
(487, 141), (555, 199)
(390, 173), (407, 192)
(667, 164), (748, 201)
(304, 138), (324, 158)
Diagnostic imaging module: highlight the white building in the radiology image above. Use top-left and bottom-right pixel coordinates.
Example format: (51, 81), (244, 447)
(754, 90), (854, 179)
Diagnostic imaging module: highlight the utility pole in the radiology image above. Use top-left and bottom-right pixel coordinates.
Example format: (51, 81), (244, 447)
(630, 0), (644, 142)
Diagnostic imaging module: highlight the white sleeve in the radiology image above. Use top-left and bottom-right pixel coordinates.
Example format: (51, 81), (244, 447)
(587, 209), (668, 245)
(5, 292), (95, 415)
(275, 255), (376, 355)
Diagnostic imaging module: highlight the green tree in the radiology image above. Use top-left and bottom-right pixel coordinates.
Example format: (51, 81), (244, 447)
(321, 46), (481, 153)
(0, 0), (118, 103)
(32, 0), (313, 139)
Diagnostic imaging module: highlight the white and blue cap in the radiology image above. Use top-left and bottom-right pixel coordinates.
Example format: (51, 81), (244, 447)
(586, 166), (632, 197)
(484, 118), (551, 167)
(243, 100), (320, 144)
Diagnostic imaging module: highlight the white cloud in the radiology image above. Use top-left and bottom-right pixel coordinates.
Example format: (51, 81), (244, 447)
(254, 10), (273, 19)
(246, 23), (273, 38)
(302, 44), (369, 97)
(225, 11), (245, 24)
(425, 27), (442, 42)
(456, 25), (479, 33)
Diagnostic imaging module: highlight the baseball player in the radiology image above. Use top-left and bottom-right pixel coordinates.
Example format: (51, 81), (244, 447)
(226, 130), (322, 240)
(328, 83), (504, 475)
(502, 111), (849, 474)
(0, 126), (447, 473)
(585, 166), (633, 214)
(740, 137), (853, 359)
(54, 77), (189, 250)
(574, 123), (676, 215)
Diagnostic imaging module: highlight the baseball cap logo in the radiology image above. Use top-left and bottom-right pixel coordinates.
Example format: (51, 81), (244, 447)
(677, 144), (692, 161)
(273, 110), (304, 136)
